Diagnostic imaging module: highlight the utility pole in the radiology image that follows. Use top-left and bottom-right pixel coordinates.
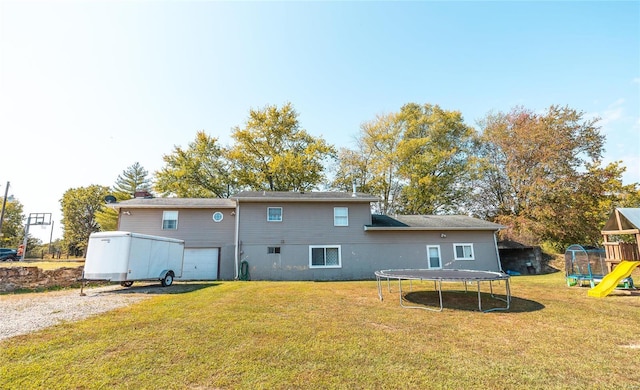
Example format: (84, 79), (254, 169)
(0, 181), (9, 236)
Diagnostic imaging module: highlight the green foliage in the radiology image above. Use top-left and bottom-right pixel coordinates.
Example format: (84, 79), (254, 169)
(473, 105), (637, 247)
(95, 162), (153, 231)
(113, 162), (152, 198)
(228, 103), (336, 191)
(334, 103), (477, 215)
(0, 197), (24, 247)
(331, 113), (405, 213)
(396, 103), (477, 214)
(154, 131), (234, 197)
(94, 207), (119, 232)
(60, 185), (110, 254)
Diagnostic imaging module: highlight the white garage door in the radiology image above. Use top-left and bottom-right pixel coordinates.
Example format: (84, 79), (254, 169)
(179, 248), (219, 280)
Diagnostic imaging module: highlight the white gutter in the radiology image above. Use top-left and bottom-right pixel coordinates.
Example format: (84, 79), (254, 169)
(363, 226), (504, 231)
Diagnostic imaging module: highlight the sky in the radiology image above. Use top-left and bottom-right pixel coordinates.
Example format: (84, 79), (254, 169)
(1, 0), (639, 243)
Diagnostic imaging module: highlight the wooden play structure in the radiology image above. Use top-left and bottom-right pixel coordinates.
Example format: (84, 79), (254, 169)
(601, 208), (640, 271)
(588, 208), (640, 297)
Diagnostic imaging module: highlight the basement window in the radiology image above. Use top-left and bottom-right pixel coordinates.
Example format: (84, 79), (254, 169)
(309, 245), (341, 268)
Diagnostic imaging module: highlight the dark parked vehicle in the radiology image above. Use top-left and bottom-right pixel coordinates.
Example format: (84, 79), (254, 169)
(0, 248), (18, 261)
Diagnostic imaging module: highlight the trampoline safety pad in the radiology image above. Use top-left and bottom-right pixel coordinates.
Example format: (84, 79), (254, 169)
(375, 269), (511, 312)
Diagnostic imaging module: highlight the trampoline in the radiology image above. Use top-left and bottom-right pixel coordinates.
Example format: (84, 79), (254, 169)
(375, 269), (511, 312)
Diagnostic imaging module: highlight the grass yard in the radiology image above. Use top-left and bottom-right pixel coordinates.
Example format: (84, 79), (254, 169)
(1, 271), (639, 389)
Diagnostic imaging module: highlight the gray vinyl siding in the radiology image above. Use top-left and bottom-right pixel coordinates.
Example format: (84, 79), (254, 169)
(237, 202), (372, 245)
(237, 202), (501, 280)
(118, 208), (236, 279)
(237, 201), (372, 280)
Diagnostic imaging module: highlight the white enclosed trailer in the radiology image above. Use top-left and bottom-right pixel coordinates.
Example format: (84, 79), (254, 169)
(84, 231), (184, 287)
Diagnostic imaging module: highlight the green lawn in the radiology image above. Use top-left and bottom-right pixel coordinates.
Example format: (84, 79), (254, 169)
(1, 272), (639, 389)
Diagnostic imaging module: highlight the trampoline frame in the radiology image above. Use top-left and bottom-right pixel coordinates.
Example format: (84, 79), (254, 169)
(375, 269), (511, 312)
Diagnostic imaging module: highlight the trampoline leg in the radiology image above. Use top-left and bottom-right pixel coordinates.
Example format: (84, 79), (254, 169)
(376, 275), (383, 301)
(482, 279), (511, 312)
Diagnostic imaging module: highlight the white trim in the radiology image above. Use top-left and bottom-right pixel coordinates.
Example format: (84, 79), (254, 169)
(426, 245), (442, 269)
(309, 245), (342, 268)
(454, 243), (475, 260)
(162, 210), (179, 230)
(267, 207), (283, 222)
(333, 207), (349, 226)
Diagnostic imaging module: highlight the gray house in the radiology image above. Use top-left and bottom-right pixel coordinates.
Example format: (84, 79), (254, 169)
(112, 191), (504, 281)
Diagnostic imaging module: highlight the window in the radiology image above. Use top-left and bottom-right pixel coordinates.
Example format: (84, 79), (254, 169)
(427, 245), (442, 269)
(162, 211), (178, 230)
(333, 207), (349, 226)
(454, 243), (474, 260)
(268, 247), (281, 254)
(212, 212), (224, 222)
(267, 207), (282, 222)
(309, 245), (341, 268)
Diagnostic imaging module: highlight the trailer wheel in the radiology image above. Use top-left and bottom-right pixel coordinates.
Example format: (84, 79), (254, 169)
(161, 272), (174, 287)
(120, 281), (134, 287)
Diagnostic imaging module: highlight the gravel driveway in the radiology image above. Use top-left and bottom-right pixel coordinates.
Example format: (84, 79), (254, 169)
(0, 284), (165, 341)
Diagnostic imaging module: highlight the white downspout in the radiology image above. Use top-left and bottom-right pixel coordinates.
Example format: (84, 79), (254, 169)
(234, 201), (240, 279)
(493, 230), (504, 272)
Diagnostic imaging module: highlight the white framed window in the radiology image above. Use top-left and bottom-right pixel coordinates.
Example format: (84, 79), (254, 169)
(309, 245), (341, 268)
(267, 207), (282, 222)
(212, 211), (224, 222)
(426, 245), (442, 269)
(454, 243), (475, 260)
(162, 211), (178, 230)
(333, 207), (348, 226)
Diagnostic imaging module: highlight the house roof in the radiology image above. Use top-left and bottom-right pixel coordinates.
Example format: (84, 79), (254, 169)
(602, 208), (640, 232)
(110, 198), (236, 209)
(497, 240), (535, 250)
(231, 191), (379, 203)
(365, 214), (505, 231)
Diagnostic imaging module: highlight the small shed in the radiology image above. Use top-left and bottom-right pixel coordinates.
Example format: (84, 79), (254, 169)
(601, 208), (640, 272)
(497, 240), (543, 274)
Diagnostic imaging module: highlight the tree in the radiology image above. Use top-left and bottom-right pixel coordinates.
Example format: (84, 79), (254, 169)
(154, 131), (234, 198)
(60, 185), (110, 255)
(331, 113), (404, 214)
(0, 197), (24, 247)
(227, 103), (336, 191)
(472, 105), (627, 247)
(96, 162), (153, 231)
(113, 162), (152, 198)
(395, 103), (477, 214)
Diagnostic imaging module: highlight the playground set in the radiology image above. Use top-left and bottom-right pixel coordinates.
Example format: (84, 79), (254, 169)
(564, 245), (634, 289)
(565, 208), (640, 298)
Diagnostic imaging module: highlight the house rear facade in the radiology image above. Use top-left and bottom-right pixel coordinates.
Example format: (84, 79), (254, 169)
(112, 191), (504, 281)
